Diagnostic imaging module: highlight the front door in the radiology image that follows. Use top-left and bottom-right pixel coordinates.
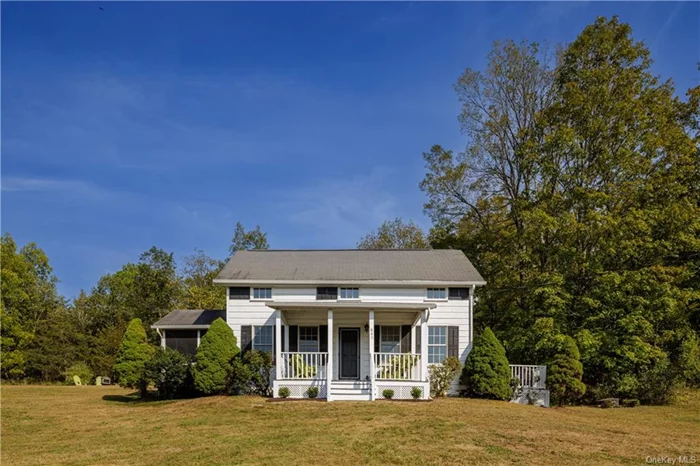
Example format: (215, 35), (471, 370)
(339, 328), (360, 379)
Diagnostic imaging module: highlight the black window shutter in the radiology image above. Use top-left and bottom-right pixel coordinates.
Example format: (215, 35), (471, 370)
(281, 326), (285, 353)
(241, 325), (252, 354)
(272, 326), (276, 364)
(229, 287), (250, 300)
(400, 325), (412, 353)
(319, 325), (328, 352)
(448, 326), (459, 358)
(415, 326), (421, 354)
(374, 325), (380, 353)
(289, 326), (298, 352)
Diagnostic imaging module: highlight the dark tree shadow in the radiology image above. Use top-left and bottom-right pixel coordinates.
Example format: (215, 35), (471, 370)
(102, 391), (158, 403)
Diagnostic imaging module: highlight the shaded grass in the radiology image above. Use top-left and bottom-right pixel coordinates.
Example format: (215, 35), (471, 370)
(2, 385), (699, 465)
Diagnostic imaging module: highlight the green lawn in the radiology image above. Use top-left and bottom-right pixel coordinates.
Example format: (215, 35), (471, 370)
(2, 385), (699, 465)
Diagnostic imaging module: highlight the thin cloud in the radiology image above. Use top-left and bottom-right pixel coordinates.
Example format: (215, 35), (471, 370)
(1, 177), (119, 201)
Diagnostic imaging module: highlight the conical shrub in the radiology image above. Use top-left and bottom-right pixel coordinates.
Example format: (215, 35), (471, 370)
(460, 327), (512, 400)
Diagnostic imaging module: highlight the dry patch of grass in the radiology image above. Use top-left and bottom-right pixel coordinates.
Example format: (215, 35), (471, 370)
(2, 385), (699, 465)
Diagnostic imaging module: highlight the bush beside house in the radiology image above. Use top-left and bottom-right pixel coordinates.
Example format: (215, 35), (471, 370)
(229, 350), (273, 396)
(114, 319), (155, 397)
(429, 356), (461, 397)
(144, 348), (191, 400)
(192, 318), (240, 395)
(460, 327), (512, 400)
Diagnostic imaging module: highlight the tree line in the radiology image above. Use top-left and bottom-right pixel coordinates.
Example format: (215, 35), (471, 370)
(0, 223), (268, 382)
(2, 17), (698, 405)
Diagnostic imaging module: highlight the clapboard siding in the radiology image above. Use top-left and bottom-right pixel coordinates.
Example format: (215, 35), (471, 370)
(225, 285), (473, 394)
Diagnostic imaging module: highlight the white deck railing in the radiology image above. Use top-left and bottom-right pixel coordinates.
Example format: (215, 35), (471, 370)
(374, 353), (422, 381)
(510, 364), (547, 389)
(280, 352), (328, 380)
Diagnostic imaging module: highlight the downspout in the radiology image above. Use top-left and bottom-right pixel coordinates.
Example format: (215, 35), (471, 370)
(469, 285), (476, 346)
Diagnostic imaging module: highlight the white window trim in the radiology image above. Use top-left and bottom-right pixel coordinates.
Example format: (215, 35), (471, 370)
(338, 287), (360, 301)
(251, 287), (273, 301)
(252, 325), (274, 353)
(297, 325), (320, 353)
(425, 287), (448, 302)
(427, 326), (448, 364)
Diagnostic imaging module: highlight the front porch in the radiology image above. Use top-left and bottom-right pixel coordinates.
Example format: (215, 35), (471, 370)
(269, 302), (435, 401)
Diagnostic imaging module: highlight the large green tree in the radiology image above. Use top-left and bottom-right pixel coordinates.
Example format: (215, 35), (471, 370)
(422, 18), (700, 402)
(1, 233), (64, 379)
(357, 218), (429, 249)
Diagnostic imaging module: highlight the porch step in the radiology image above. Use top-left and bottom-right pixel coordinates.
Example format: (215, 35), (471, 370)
(330, 380), (372, 401)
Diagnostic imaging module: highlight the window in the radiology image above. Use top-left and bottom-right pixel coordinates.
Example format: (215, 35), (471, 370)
(339, 287), (359, 300)
(380, 326), (401, 353)
(316, 287), (338, 300)
(427, 288), (447, 300)
(253, 326), (273, 353)
(428, 327), (447, 363)
(299, 327), (319, 352)
(229, 287), (250, 300)
(164, 330), (198, 356)
(449, 288), (469, 300)
(253, 288), (272, 300)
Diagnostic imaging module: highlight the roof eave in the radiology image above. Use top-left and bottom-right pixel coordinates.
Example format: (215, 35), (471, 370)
(151, 324), (214, 330)
(213, 279), (487, 286)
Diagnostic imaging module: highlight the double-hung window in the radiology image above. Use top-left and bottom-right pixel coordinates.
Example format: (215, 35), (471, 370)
(299, 326), (319, 352)
(379, 326), (401, 354)
(339, 287), (359, 300)
(428, 327), (447, 363)
(253, 326), (273, 354)
(253, 287), (272, 300)
(427, 288), (447, 300)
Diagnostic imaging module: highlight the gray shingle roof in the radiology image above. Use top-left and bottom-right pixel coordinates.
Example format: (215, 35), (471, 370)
(214, 249), (485, 284)
(152, 309), (225, 328)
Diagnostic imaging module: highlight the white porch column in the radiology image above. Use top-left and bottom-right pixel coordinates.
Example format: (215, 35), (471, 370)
(421, 309), (428, 384)
(469, 285), (476, 346)
(161, 330), (166, 348)
(197, 330), (201, 347)
(369, 310), (375, 400)
(275, 310), (282, 381)
(327, 310), (334, 401)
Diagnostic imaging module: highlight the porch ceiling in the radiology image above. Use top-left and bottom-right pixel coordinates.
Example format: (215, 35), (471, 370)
(266, 301), (437, 311)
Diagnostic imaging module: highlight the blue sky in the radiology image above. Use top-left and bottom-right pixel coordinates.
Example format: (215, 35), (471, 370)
(2, 2), (698, 298)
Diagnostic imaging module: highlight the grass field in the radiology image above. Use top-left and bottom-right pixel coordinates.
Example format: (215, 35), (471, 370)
(1, 386), (699, 465)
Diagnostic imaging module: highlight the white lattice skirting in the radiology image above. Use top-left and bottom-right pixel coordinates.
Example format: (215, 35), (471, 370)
(511, 388), (550, 407)
(375, 381), (430, 400)
(273, 380), (327, 399)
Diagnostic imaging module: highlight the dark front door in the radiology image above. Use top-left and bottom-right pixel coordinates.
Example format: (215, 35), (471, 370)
(339, 328), (360, 379)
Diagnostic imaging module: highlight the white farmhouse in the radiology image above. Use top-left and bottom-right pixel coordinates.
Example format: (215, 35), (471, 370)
(153, 249), (548, 403)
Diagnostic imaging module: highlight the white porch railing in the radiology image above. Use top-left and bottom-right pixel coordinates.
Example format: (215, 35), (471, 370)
(510, 364), (547, 389)
(280, 352), (328, 380)
(374, 353), (422, 381)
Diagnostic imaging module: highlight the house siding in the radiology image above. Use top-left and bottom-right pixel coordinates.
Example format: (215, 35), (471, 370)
(225, 285), (472, 395)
